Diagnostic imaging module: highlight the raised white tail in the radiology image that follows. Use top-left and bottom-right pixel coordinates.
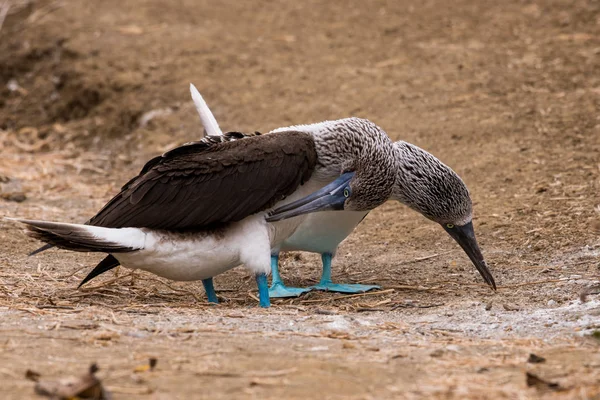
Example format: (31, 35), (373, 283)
(189, 83), (223, 137)
(8, 218), (145, 253)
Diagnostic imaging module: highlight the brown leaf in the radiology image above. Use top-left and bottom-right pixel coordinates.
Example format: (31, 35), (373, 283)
(62, 321), (99, 330)
(527, 353), (546, 364)
(526, 372), (562, 392)
(32, 363), (111, 400)
(580, 284), (600, 303)
(133, 357), (158, 373)
(118, 25), (144, 35)
(25, 369), (41, 382)
(503, 303), (521, 311)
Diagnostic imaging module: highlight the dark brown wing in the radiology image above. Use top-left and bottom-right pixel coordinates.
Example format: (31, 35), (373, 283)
(115, 131), (261, 192)
(87, 131), (316, 229)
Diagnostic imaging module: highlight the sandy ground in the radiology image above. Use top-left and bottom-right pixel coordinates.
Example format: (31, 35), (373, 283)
(1, 0), (600, 398)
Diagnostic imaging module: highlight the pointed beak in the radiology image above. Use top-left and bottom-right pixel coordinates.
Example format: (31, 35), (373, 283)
(266, 172), (354, 222)
(444, 221), (496, 290)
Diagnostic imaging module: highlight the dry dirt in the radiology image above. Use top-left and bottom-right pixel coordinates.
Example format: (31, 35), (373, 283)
(1, 0), (600, 399)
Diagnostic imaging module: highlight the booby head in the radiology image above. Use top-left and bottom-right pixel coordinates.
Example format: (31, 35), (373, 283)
(391, 141), (496, 290)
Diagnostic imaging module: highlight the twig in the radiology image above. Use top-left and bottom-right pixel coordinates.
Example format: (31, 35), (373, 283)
(195, 368), (297, 378)
(75, 272), (136, 292)
(300, 289), (394, 304)
(137, 275), (204, 302)
(395, 250), (454, 266)
(26, 0), (64, 24)
(58, 264), (92, 280)
(247, 292), (260, 302)
(422, 278), (572, 290)
(387, 285), (438, 291)
(35, 305), (74, 310)
(390, 302), (445, 311)
(498, 278), (570, 289)
(106, 386), (152, 395)
(0, 1), (10, 34)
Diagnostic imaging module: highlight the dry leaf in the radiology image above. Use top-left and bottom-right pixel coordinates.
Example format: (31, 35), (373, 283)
(134, 358), (157, 373)
(118, 25), (144, 35)
(527, 353), (546, 364)
(526, 372), (562, 392)
(32, 363), (111, 399)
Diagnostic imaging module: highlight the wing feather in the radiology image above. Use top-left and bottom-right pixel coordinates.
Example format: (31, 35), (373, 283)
(88, 132), (317, 229)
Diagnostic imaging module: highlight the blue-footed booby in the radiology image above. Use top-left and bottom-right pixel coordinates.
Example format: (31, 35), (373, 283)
(189, 85), (496, 296)
(11, 106), (397, 307)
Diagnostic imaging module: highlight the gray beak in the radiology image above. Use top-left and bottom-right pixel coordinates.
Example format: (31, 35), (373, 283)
(444, 221), (496, 290)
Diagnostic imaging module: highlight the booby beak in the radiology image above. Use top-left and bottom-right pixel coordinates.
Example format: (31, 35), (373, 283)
(443, 221), (496, 290)
(266, 172), (354, 222)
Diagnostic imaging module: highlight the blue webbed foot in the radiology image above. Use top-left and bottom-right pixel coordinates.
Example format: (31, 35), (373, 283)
(268, 253), (311, 298)
(269, 281), (311, 298)
(312, 252), (380, 294)
(202, 278), (218, 304)
(310, 281), (380, 294)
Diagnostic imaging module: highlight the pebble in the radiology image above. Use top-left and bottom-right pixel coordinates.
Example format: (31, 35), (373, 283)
(0, 176), (27, 202)
(547, 299), (557, 307)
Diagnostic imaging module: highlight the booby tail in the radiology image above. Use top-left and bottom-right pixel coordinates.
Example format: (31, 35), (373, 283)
(11, 219), (144, 253)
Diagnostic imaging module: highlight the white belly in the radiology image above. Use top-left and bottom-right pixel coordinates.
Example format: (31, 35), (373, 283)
(114, 228), (241, 281)
(280, 210), (368, 254)
(113, 178), (331, 281)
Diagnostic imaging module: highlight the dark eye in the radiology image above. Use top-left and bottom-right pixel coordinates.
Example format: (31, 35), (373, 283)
(343, 188), (350, 198)
(446, 223), (454, 229)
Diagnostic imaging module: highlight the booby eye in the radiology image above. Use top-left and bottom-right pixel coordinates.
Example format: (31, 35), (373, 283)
(446, 223), (455, 229)
(343, 188), (350, 198)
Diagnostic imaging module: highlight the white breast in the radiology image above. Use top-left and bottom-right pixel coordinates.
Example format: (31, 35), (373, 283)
(279, 210), (368, 255)
(267, 177), (332, 247)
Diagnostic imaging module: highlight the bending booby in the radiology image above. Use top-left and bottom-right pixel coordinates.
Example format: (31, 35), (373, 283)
(12, 112), (397, 307)
(189, 85), (496, 296)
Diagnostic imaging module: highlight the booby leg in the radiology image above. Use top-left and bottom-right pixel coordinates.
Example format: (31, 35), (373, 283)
(255, 273), (271, 307)
(202, 278), (218, 304)
(268, 254), (311, 298)
(311, 253), (380, 293)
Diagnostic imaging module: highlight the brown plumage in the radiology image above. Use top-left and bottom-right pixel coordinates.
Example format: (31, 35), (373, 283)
(88, 131), (317, 229)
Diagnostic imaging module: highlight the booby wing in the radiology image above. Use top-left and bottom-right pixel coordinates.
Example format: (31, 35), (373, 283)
(88, 131), (317, 229)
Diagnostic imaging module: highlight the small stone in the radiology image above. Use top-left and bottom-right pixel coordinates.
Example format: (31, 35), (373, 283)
(92, 330), (120, 341)
(446, 345), (461, 353)
(592, 220), (600, 234)
(0, 176), (27, 202)
(547, 299), (557, 307)
(430, 349), (445, 358)
(503, 303), (520, 311)
(527, 353), (546, 364)
(342, 342), (356, 349)
(7, 79), (21, 92)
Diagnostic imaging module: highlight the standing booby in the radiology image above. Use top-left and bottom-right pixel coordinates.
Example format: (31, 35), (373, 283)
(11, 112), (397, 307)
(189, 85), (496, 296)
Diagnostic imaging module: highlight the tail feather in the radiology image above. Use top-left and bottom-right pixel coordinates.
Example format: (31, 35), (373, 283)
(29, 243), (55, 256)
(9, 218), (144, 254)
(79, 255), (121, 287)
(189, 83), (223, 137)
